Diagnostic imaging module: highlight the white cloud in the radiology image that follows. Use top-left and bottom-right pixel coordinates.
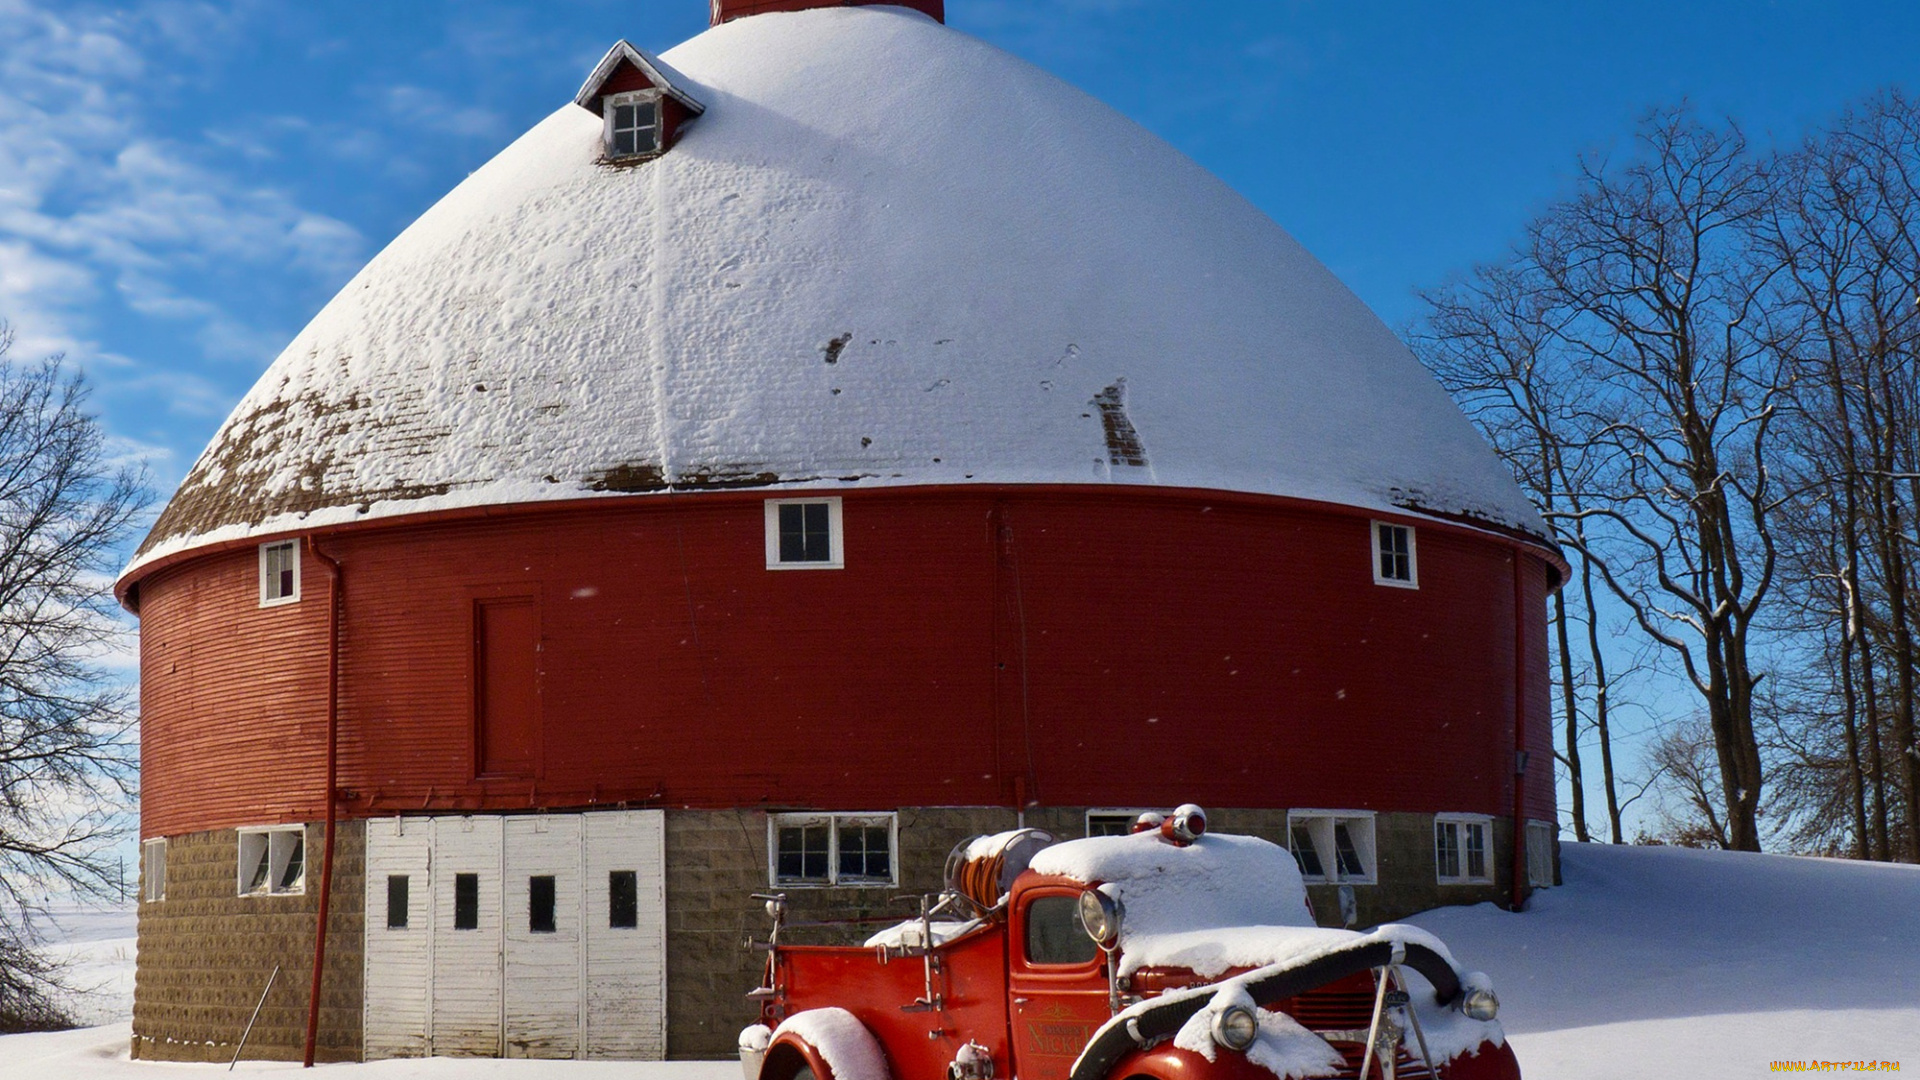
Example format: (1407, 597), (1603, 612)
(385, 83), (508, 141)
(0, 0), (366, 374)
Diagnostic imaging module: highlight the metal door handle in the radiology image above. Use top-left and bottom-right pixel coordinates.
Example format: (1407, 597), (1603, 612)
(1012, 997), (1028, 1005)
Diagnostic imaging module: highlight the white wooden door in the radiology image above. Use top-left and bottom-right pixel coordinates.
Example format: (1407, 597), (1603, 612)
(362, 817), (432, 1058)
(503, 815), (583, 1058)
(584, 810), (667, 1058)
(429, 815), (506, 1056)
(364, 810), (667, 1061)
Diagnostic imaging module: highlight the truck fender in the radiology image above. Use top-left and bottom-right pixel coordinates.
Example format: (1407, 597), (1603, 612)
(1099, 1038), (1520, 1080)
(761, 1008), (893, 1080)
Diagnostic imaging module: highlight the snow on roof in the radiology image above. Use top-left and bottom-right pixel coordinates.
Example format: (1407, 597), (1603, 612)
(573, 40), (706, 115)
(124, 4), (1546, 583)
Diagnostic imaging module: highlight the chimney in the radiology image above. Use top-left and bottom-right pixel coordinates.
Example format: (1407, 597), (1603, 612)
(710, 0), (944, 27)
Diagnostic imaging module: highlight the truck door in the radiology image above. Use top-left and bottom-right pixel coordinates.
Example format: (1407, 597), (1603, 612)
(1008, 886), (1112, 1080)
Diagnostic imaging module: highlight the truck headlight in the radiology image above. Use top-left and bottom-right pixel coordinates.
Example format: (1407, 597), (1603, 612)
(1077, 888), (1123, 948)
(1461, 987), (1499, 1021)
(1212, 1004), (1258, 1051)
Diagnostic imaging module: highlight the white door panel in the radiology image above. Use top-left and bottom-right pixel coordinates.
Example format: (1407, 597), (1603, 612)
(364, 810), (666, 1061)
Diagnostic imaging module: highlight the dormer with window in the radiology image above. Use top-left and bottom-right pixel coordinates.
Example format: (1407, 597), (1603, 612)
(574, 41), (706, 164)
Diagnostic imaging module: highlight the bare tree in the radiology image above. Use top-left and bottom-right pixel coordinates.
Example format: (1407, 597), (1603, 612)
(1643, 718), (1733, 848)
(0, 321), (147, 1030)
(1417, 266), (1628, 843)
(1761, 89), (1920, 860)
(1419, 108), (1787, 850)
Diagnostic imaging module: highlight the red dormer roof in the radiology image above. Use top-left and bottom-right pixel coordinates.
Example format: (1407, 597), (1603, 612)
(710, 0), (943, 26)
(573, 40), (707, 118)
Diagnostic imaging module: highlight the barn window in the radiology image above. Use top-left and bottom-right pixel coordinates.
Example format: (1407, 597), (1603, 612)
(1435, 814), (1492, 884)
(764, 497), (844, 569)
(1527, 821), (1556, 887)
(387, 875), (410, 928)
(454, 873), (480, 929)
(529, 875), (557, 933)
(142, 838), (167, 903)
(608, 870), (639, 929)
(769, 812), (896, 886)
(1372, 522), (1417, 587)
(236, 825), (306, 896)
(605, 90), (662, 158)
(1085, 809), (1154, 837)
(1287, 810), (1376, 885)
(259, 539), (300, 606)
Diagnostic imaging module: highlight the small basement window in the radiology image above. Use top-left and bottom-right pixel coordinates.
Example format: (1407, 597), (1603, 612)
(1085, 808), (1155, 837)
(1435, 814), (1493, 884)
(769, 812), (896, 887)
(1288, 810), (1376, 885)
(142, 838), (167, 903)
(765, 497), (844, 570)
(605, 90), (662, 158)
(236, 825), (306, 896)
(259, 539), (300, 606)
(1527, 820), (1556, 888)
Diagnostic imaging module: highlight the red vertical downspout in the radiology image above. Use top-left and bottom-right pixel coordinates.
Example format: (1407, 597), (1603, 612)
(303, 536), (343, 1067)
(1510, 547), (1529, 913)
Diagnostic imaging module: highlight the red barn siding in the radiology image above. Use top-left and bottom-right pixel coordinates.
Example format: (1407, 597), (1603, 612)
(137, 487), (1555, 838)
(712, 0), (943, 26)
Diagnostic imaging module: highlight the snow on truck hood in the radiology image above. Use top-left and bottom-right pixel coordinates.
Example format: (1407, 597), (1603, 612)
(1029, 830), (1461, 979)
(124, 3), (1545, 584)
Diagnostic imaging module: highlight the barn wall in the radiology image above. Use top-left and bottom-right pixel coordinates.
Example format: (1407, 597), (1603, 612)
(132, 805), (1515, 1062)
(135, 487), (1555, 841)
(132, 822), (364, 1063)
(712, 0), (944, 26)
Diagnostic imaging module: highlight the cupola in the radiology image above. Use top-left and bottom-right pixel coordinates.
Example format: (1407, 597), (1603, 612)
(573, 41), (706, 162)
(709, 0), (944, 26)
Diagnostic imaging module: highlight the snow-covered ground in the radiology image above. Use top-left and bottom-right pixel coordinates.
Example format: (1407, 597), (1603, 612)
(3, 843), (1915, 1078)
(1406, 843), (1920, 1077)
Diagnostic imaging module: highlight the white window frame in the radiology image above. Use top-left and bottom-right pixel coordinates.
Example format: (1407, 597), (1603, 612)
(1084, 808), (1155, 837)
(1434, 813), (1494, 885)
(604, 89), (663, 159)
(1287, 809), (1377, 885)
(1526, 820), (1556, 888)
(768, 812), (897, 887)
(142, 838), (167, 903)
(236, 824), (307, 896)
(764, 497), (845, 570)
(1371, 521), (1418, 588)
(259, 539), (301, 607)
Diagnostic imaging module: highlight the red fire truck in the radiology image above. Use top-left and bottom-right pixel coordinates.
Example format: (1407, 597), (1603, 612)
(739, 806), (1521, 1080)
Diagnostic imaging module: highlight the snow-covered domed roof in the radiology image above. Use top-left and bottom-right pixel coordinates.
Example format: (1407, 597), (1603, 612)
(126, 5), (1544, 579)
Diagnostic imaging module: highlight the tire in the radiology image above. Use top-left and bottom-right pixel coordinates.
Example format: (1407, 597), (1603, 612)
(793, 1067), (816, 1080)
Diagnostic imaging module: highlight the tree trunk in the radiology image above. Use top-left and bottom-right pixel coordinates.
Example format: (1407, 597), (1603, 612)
(1554, 585), (1590, 842)
(1576, 543), (1623, 843)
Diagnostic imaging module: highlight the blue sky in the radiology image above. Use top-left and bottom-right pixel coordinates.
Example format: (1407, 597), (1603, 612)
(4, 0), (1917, 841)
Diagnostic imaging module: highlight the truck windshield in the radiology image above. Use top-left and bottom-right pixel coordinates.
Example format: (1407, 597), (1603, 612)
(1024, 895), (1098, 966)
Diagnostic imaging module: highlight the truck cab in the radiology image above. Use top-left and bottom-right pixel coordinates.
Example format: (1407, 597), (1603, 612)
(741, 806), (1520, 1080)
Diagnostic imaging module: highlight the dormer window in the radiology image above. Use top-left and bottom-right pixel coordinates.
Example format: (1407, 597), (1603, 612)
(574, 40), (705, 165)
(606, 91), (662, 158)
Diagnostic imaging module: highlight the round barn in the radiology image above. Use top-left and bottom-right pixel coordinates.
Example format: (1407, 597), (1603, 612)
(118, 0), (1562, 1064)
